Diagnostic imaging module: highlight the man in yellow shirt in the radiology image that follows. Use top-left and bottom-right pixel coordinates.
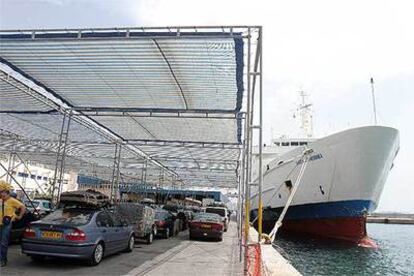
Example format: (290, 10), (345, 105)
(0, 180), (25, 267)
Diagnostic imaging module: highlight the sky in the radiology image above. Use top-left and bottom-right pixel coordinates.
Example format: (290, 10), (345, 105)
(0, 0), (413, 212)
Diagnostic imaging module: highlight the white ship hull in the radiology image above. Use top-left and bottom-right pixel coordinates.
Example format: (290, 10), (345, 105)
(250, 126), (400, 243)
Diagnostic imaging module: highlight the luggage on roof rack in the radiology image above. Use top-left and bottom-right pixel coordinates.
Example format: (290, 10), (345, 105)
(60, 189), (110, 208)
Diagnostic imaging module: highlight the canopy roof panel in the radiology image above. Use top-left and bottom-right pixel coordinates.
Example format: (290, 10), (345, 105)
(133, 143), (240, 161)
(0, 26), (258, 190)
(0, 71), (52, 112)
(0, 31), (243, 112)
(0, 113), (109, 143)
(91, 115), (240, 143)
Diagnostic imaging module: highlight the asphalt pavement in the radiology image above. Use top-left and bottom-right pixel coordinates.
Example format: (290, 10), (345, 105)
(1, 232), (186, 276)
(0, 222), (243, 276)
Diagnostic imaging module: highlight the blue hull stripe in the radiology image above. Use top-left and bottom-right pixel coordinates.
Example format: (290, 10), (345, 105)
(252, 200), (376, 221)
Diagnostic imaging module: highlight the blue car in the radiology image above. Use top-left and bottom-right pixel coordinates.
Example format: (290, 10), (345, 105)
(21, 207), (135, 266)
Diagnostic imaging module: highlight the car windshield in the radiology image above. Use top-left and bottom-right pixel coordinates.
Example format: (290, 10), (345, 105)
(194, 213), (222, 223)
(42, 208), (95, 226)
(205, 208), (226, 217)
(25, 201), (40, 208)
(155, 211), (168, 220)
(162, 205), (178, 212)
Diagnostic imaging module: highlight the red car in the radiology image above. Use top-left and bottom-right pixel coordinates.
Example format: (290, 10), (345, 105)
(189, 213), (224, 241)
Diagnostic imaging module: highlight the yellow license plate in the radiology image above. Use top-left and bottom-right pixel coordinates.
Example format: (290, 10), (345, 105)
(201, 224), (211, 229)
(41, 231), (63, 239)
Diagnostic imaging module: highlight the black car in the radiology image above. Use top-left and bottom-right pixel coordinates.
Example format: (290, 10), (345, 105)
(154, 209), (177, 238)
(162, 204), (187, 230)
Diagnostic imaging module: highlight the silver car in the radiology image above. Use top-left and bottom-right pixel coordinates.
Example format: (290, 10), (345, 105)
(21, 207), (135, 266)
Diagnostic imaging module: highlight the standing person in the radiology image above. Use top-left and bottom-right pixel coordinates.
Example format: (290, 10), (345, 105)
(0, 180), (26, 267)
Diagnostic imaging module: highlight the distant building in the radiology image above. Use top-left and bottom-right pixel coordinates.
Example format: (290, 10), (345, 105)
(0, 160), (76, 199)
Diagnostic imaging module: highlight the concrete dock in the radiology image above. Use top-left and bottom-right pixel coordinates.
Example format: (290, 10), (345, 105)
(367, 217), (414, 224)
(125, 222), (242, 276)
(367, 213), (414, 224)
(248, 227), (301, 276)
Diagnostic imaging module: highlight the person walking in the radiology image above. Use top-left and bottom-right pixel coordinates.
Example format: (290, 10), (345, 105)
(0, 180), (26, 267)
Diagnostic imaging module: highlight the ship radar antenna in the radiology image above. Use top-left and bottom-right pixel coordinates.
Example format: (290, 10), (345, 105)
(370, 78), (378, 125)
(296, 91), (314, 138)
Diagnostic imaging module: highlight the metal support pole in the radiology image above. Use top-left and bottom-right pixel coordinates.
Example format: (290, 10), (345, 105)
(244, 27), (252, 247)
(158, 167), (164, 189)
(51, 112), (72, 204)
(257, 27), (264, 241)
(5, 150), (16, 183)
(144, 159), (149, 197)
(370, 78), (378, 125)
(141, 159), (146, 185)
(144, 159), (148, 184)
(115, 147), (121, 202)
(110, 143), (122, 203)
(238, 159), (244, 262)
(0, 161), (22, 179)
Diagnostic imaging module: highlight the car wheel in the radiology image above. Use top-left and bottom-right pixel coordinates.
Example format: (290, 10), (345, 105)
(165, 228), (170, 239)
(30, 255), (45, 262)
(218, 235), (223, 242)
(125, 235), (135, 252)
(89, 242), (104, 266)
(146, 231), (154, 244)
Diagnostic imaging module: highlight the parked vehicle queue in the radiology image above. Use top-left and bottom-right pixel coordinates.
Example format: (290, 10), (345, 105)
(8, 190), (225, 267)
(17, 203), (186, 266)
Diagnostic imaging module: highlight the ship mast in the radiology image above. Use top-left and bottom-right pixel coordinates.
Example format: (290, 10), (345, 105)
(370, 78), (378, 125)
(298, 91), (314, 138)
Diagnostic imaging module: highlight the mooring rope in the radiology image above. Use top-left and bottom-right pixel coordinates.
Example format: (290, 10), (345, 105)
(267, 148), (312, 243)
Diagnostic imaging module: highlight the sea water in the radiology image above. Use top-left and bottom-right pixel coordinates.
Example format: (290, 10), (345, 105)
(274, 223), (414, 275)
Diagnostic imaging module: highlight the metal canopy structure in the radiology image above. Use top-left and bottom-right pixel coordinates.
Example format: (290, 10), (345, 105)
(0, 26), (262, 196)
(1, 26), (265, 264)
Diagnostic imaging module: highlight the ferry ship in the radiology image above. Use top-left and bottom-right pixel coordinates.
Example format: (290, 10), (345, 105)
(250, 92), (400, 246)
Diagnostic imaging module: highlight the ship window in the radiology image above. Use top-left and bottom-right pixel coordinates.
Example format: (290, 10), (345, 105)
(291, 142), (299, 146)
(282, 142), (289, 146)
(274, 142), (280, 146)
(299, 142), (308, 145)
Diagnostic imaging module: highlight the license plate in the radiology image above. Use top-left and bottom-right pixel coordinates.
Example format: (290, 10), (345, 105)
(41, 231), (63, 239)
(201, 224), (211, 229)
